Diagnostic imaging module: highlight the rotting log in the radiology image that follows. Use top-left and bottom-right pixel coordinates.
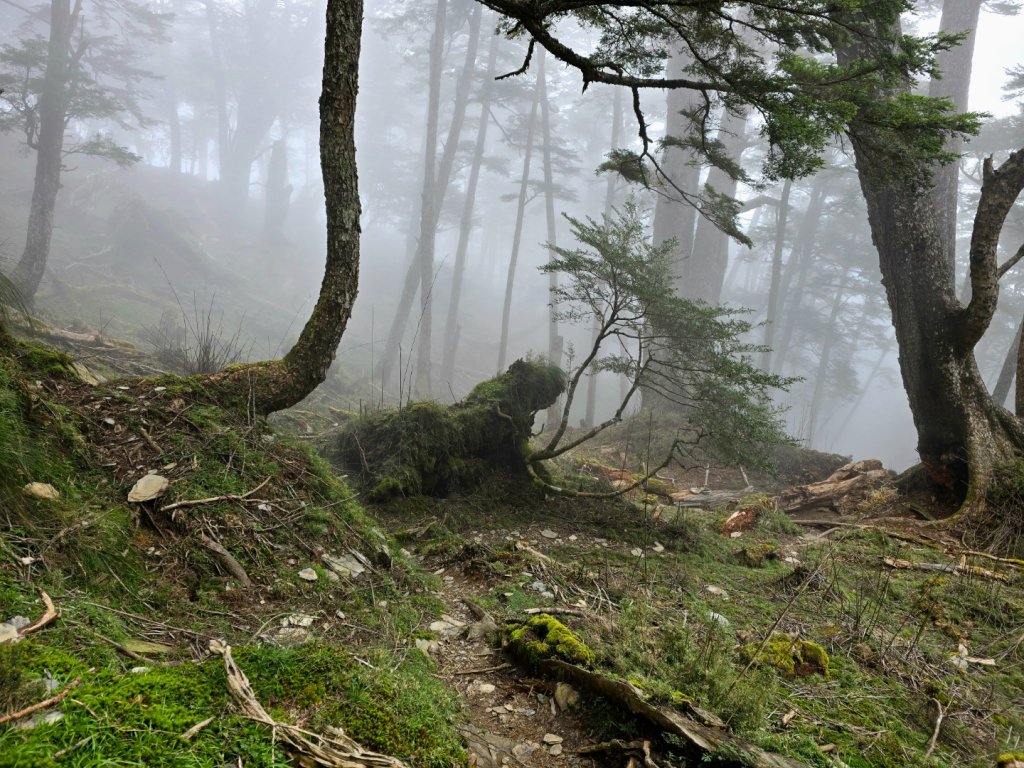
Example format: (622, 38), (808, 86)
(330, 359), (564, 499)
(541, 660), (807, 768)
(777, 460), (892, 516)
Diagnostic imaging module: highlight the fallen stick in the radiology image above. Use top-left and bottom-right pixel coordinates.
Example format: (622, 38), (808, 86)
(211, 640), (410, 767)
(0, 677), (81, 726)
(454, 663), (511, 676)
(542, 660), (806, 768)
(882, 556), (1011, 583)
(199, 534), (254, 587)
(139, 427), (163, 455)
(923, 698), (946, 759)
(161, 477), (271, 513)
(523, 607), (590, 617)
(7, 588), (60, 642)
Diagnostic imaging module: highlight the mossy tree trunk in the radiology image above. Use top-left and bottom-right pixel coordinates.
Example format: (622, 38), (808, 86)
(205, 0), (362, 415)
(333, 360), (565, 499)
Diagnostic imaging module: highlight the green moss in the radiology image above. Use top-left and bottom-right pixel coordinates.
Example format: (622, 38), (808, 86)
(739, 633), (830, 678)
(508, 613), (595, 667)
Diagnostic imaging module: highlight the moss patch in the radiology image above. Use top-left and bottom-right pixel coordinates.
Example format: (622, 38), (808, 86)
(739, 634), (829, 678)
(508, 613), (595, 667)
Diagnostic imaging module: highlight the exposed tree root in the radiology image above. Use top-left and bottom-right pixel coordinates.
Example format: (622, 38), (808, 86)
(0, 677), (81, 726)
(540, 659), (807, 768)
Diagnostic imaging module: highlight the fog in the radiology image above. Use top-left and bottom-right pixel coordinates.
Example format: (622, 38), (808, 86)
(1, 0), (1022, 472)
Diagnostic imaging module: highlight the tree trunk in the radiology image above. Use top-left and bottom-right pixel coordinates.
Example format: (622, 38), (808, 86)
(685, 107), (748, 303)
(992, 315), (1023, 407)
(928, 0), (983, 270)
(652, 47), (702, 281)
(264, 138), (291, 239)
(804, 269), (849, 446)
(13, 0), (76, 305)
(537, 49), (562, 427)
(381, 5), (482, 393)
(207, 0), (362, 415)
(496, 63), (542, 372)
(772, 176), (830, 374)
(584, 87), (623, 428)
(761, 179), (791, 372)
(440, 29), (498, 391)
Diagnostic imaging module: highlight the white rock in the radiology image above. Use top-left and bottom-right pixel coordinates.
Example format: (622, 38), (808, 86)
(704, 585), (729, 599)
(542, 733), (563, 745)
(284, 613), (316, 628)
(297, 568), (318, 581)
(652, 542), (665, 553)
(0, 623), (22, 644)
(130, 666), (151, 674)
(540, 529), (559, 539)
(127, 474), (169, 503)
(415, 638), (439, 655)
(554, 682), (579, 711)
(709, 611), (730, 627)
(323, 552), (366, 578)
(23, 482), (60, 501)
(478, 683), (496, 694)
(528, 580), (547, 593)
(541, 591), (555, 599)
(549, 744), (563, 756)
(630, 547), (643, 557)
(272, 627), (311, 647)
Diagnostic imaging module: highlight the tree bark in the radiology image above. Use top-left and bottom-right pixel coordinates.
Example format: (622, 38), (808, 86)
(13, 0), (78, 305)
(207, 0), (362, 415)
(440, 25), (497, 391)
(761, 179), (791, 372)
(685, 107), (748, 303)
(496, 62), (542, 372)
(537, 49), (562, 427)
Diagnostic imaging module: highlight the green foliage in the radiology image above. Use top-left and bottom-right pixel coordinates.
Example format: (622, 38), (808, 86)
(540, 200), (792, 470)
(508, 614), (596, 667)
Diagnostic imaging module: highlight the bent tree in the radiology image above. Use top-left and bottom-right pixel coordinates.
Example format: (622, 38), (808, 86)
(479, 0), (1024, 514)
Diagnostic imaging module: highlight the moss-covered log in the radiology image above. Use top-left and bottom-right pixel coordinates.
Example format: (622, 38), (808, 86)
(334, 359), (564, 499)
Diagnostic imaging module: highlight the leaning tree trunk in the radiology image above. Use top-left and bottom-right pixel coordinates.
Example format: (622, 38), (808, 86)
(842, 11), (1024, 513)
(13, 0), (74, 305)
(207, 0), (362, 415)
(760, 179), (791, 372)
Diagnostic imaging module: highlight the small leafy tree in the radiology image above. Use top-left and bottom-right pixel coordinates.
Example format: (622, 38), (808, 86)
(528, 200), (791, 492)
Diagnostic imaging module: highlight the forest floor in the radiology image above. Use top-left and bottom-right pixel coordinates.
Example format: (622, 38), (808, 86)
(1, 331), (1023, 768)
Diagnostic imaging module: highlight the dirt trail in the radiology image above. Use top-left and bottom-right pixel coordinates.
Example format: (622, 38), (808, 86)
(422, 543), (616, 768)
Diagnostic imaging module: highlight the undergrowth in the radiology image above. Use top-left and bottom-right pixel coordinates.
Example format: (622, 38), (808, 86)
(0, 339), (465, 767)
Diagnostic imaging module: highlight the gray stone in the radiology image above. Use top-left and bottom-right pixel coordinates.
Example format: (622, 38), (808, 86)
(549, 744), (563, 756)
(542, 733), (563, 745)
(540, 529), (559, 539)
(271, 626), (311, 647)
(297, 568), (318, 581)
(323, 552), (366, 578)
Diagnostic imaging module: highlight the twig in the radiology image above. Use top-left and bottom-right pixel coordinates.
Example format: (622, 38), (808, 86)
(139, 427), (163, 455)
(882, 556), (1011, 583)
(180, 716), (215, 741)
(454, 663), (511, 676)
(923, 698), (946, 759)
(160, 477), (271, 513)
(199, 534), (254, 587)
(11, 588), (60, 641)
(0, 677), (81, 725)
(523, 607), (590, 617)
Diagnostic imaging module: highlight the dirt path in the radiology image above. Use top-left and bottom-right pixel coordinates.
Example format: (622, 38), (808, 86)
(423, 553), (614, 768)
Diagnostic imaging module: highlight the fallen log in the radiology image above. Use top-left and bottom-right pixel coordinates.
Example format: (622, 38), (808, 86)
(541, 660), (807, 768)
(778, 460), (891, 515)
(882, 556), (1012, 583)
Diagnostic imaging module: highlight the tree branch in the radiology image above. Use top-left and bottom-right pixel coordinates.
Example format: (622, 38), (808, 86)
(963, 149), (1024, 349)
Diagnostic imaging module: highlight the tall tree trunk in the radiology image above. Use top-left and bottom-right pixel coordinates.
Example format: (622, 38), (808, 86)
(13, 0), (78, 304)
(203, 0), (230, 193)
(804, 269), (849, 446)
(440, 29), (498, 391)
(584, 87), (623, 428)
(537, 50), (562, 427)
(992, 315), (1023, 407)
(685, 108), (748, 303)
(760, 179), (791, 371)
(264, 137), (291, 239)
(772, 176), (830, 374)
(928, 0), (983, 270)
(496, 62), (542, 372)
(208, 0), (362, 414)
(381, 5), (483, 392)
(652, 48), (702, 281)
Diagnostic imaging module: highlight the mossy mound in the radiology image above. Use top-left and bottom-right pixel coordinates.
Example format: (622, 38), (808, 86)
(333, 358), (565, 500)
(739, 633), (829, 678)
(0, 337), (466, 767)
(508, 614), (595, 667)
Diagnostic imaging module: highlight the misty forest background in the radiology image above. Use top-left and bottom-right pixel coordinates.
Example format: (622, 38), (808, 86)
(1, 0), (1022, 470)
